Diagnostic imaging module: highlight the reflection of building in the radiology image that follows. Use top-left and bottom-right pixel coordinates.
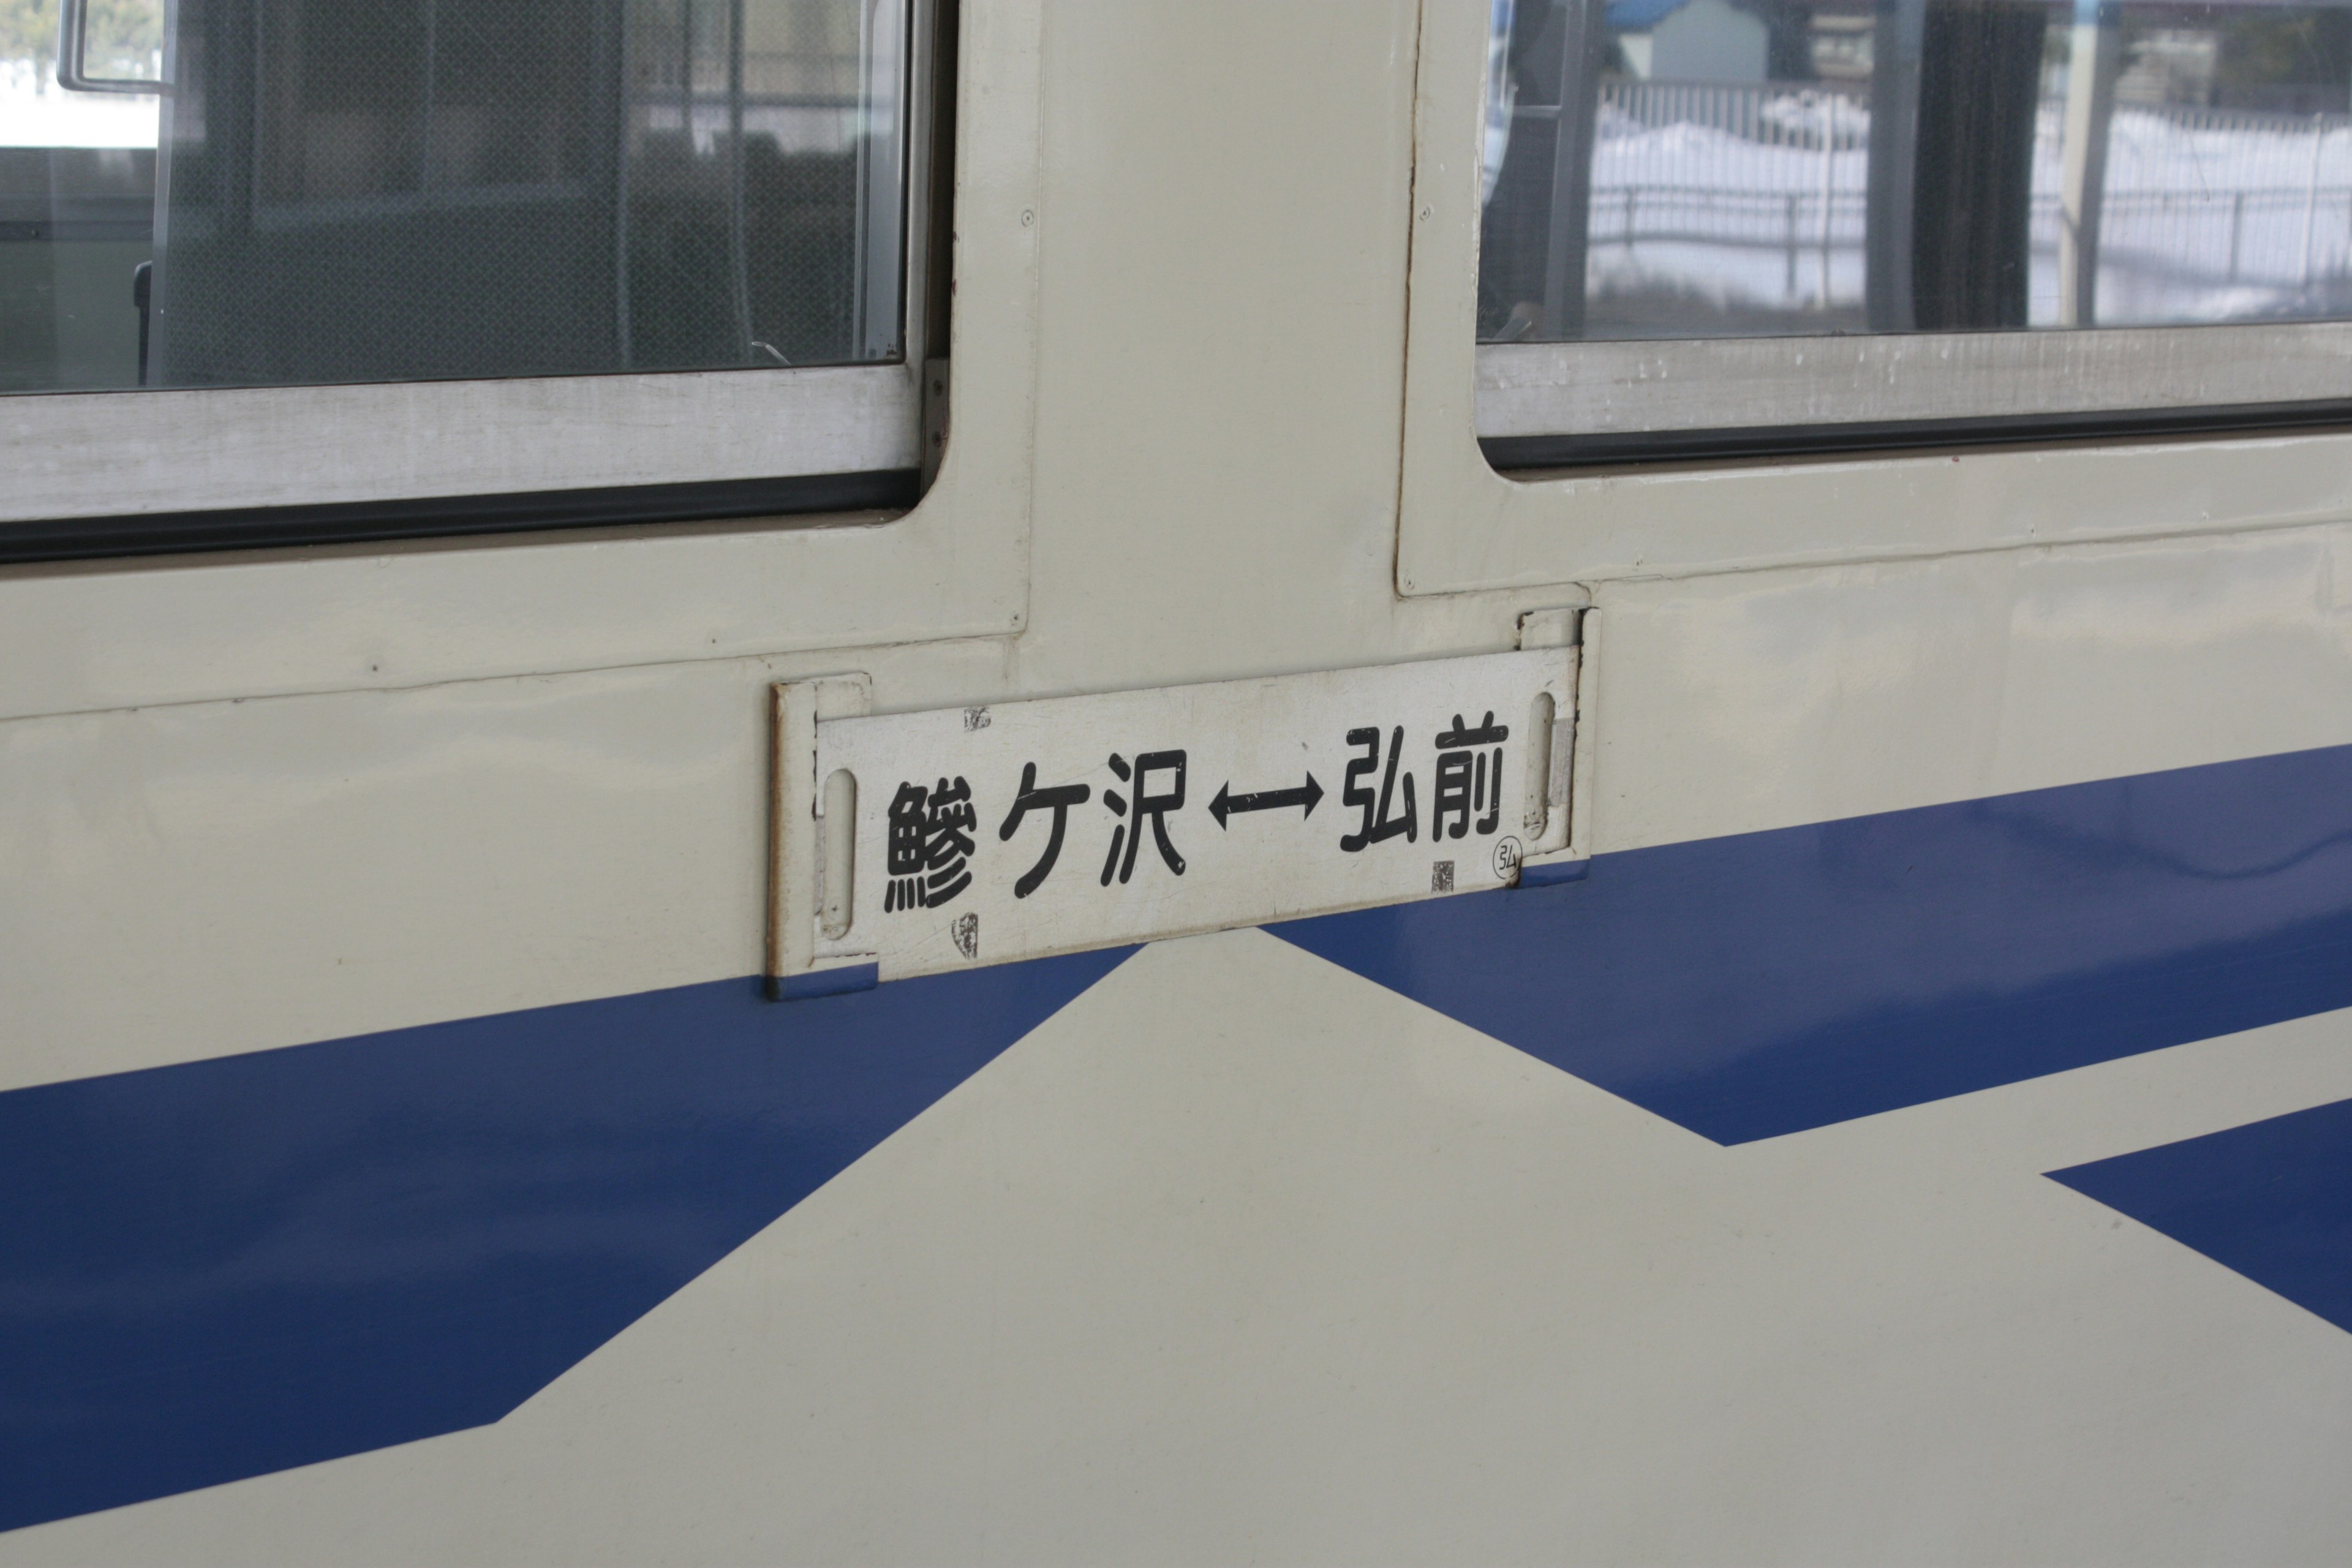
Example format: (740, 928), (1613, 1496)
(1607, 0), (1768, 83)
(2103, 19), (2352, 115)
(2116, 28), (2218, 107)
(1808, 9), (1871, 83)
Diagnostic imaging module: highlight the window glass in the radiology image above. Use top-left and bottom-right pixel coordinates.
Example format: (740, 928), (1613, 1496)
(2, 0), (908, 393)
(1479, 0), (2352, 342)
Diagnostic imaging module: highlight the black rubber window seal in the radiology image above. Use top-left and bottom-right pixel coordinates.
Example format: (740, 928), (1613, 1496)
(1480, 401), (2352, 473)
(0, 468), (922, 567)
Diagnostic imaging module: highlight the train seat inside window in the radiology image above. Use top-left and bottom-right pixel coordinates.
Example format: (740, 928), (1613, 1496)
(1476, 0), (2352, 464)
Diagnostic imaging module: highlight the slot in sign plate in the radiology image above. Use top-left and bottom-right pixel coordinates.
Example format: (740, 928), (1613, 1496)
(804, 649), (1574, 982)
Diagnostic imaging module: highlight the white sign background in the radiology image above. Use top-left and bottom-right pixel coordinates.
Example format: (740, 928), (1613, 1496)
(813, 650), (1574, 980)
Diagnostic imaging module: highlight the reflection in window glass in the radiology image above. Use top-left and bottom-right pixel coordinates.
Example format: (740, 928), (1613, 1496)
(1479, 0), (2352, 341)
(1, 0), (908, 393)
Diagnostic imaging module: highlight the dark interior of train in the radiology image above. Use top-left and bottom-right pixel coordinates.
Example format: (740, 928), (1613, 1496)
(1, 0), (899, 393)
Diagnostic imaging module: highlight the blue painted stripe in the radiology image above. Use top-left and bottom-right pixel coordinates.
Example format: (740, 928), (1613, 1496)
(1273, 742), (2352, 1145)
(2049, 1097), (2352, 1336)
(0, 949), (1133, 1535)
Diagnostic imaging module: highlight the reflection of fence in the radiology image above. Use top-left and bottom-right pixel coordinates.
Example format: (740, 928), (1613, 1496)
(1580, 186), (2352, 291)
(1583, 80), (1868, 312)
(1574, 77), (2352, 319)
(2058, 187), (2352, 293)
(1583, 184), (1865, 305)
(1599, 77), (1868, 146)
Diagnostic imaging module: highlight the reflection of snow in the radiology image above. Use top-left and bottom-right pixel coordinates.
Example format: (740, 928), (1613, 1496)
(1, 59), (158, 148)
(1566, 84), (2352, 328)
(1586, 101), (1868, 323)
(636, 100), (880, 157)
(1753, 91), (1868, 146)
(2084, 107), (2352, 323)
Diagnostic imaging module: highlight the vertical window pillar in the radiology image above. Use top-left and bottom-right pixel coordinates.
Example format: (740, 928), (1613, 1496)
(2058, 0), (2122, 326)
(1540, 0), (1610, 341)
(1864, 0), (1926, 330)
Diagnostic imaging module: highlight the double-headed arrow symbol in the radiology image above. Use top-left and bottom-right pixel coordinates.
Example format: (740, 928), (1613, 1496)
(1209, 772), (1324, 829)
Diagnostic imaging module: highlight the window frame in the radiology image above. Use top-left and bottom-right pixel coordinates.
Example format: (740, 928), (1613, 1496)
(1, 0), (943, 562)
(0, 0), (1044, 727)
(1398, 0), (2352, 598)
(1474, 325), (2352, 467)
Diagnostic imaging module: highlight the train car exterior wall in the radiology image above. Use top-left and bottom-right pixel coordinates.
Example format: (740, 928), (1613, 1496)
(2, 1), (2351, 1561)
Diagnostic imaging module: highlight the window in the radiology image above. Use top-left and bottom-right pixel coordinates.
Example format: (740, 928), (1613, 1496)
(1474, 0), (2352, 462)
(1, 0), (939, 558)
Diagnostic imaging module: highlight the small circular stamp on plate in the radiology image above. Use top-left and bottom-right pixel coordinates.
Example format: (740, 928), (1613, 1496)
(1492, 835), (1524, 882)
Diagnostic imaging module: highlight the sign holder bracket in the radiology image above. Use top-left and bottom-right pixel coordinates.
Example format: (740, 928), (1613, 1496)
(768, 673), (877, 1001)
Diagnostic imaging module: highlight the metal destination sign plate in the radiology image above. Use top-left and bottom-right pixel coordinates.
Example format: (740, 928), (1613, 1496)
(797, 649), (1575, 984)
